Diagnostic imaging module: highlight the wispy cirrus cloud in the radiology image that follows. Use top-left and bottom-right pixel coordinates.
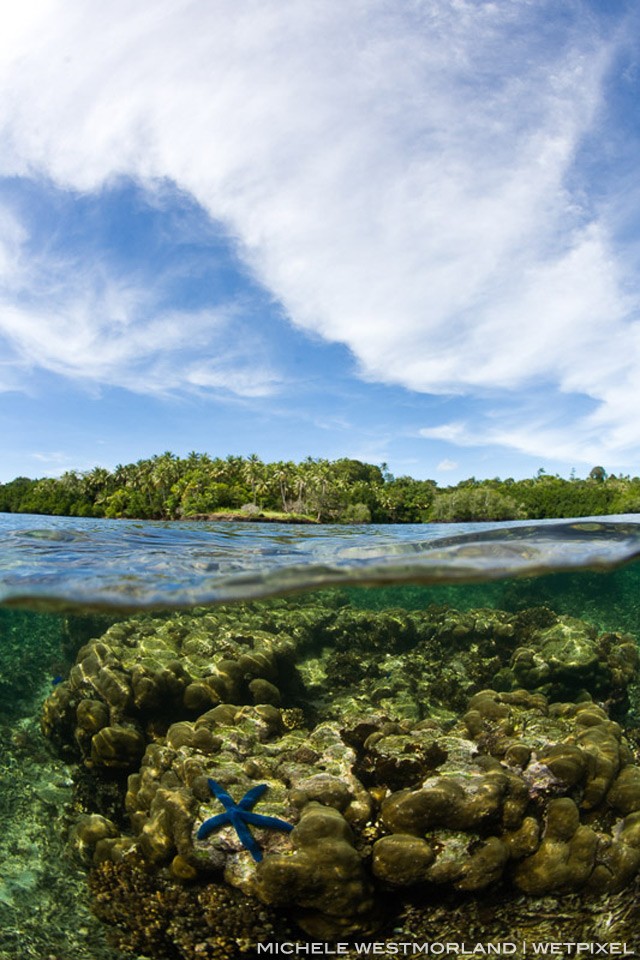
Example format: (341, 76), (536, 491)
(0, 276), (279, 399)
(0, 1), (639, 464)
(0, 189), (280, 398)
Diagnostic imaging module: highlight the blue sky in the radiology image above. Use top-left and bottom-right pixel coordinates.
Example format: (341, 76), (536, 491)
(1, 0), (640, 485)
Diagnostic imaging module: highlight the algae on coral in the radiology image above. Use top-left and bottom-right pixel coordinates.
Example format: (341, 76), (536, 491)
(32, 593), (640, 953)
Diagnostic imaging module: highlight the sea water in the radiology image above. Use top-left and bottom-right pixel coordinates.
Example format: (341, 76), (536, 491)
(1, 515), (640, 960)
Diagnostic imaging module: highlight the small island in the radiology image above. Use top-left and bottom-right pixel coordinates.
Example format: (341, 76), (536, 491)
(0, 453), (638, 524)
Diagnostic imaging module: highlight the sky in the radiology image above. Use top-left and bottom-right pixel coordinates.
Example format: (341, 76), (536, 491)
(1, 0), (640, 485)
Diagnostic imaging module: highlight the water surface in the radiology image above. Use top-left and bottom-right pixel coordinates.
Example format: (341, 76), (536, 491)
(2, 512), (640, 610)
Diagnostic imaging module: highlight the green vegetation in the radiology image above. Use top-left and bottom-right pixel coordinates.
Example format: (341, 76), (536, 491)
(0, 454), (639, 523)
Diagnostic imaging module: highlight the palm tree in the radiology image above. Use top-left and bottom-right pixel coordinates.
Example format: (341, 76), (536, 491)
(243, 453), (264, 505)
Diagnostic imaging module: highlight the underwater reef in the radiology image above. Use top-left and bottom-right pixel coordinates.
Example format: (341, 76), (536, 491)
(41, 598), (640, 957)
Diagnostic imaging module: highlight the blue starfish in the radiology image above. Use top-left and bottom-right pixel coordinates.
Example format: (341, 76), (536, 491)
(196, 779), (293, 862)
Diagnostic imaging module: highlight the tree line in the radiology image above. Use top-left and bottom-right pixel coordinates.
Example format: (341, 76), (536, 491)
(0, 454), (638, 523)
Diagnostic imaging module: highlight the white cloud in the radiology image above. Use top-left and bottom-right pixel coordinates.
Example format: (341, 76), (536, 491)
(184, 360), (279, 398)
(437, 459), (459, 472)
(0, 202), (279, 397)
(422, 422), (469, 443)
(31, 451), (71, 463)
(0, 1), (639, 460)
(0, 282), (279, 398)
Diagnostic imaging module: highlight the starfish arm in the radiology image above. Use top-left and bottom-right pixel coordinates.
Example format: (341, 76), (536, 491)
(238, 784), (268, 809)
(207, 779), (236, 810)
(196, 812), (230, 840)
(230, 812), (264, 862)
(242, 811), (294, 833)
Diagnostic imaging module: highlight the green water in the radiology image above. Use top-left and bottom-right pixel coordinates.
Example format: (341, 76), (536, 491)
(2, 566), (640, 959)
(346, 565), (640, 634)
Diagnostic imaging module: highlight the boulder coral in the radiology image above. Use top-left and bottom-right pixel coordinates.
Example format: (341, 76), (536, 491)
(40, 598), (640, 949)
(42, 610), (300, 769)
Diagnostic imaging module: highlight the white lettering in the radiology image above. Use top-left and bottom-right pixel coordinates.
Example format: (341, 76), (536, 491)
(254, 942), (636, 958)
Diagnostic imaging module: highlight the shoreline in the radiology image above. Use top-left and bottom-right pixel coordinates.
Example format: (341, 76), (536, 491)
(178, 511), (319, 524)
